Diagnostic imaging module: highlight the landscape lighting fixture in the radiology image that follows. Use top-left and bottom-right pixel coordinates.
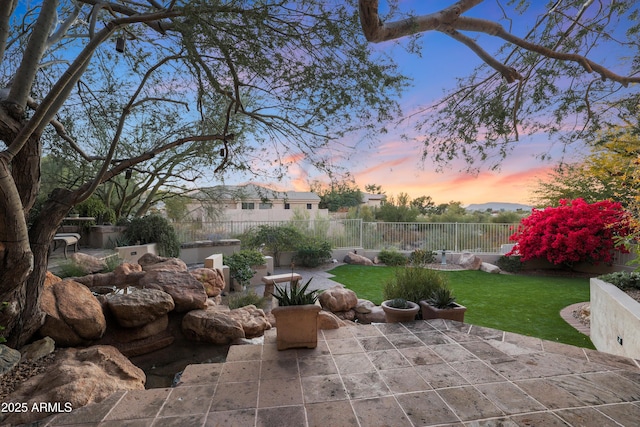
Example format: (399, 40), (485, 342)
(116, 36), (125, 53)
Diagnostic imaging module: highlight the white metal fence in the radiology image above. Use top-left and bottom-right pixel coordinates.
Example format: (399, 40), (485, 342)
(173, 219), (519, 253)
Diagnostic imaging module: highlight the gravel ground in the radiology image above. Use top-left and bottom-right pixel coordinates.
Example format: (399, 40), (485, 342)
(0, 352), (57, 402)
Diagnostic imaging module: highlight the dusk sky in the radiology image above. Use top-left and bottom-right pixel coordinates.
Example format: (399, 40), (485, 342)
(220, 1), (619, 206)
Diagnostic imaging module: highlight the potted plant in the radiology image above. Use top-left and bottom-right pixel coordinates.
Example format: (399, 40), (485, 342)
(271, 278), (321, 350)
(419, 287), (467, 322)
(381, 298), (420, 323)
(382, 266), (447, 320)
(224, 250), (266, 292)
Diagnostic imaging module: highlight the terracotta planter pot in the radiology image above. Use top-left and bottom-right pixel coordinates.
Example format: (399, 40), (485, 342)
(271, 304), (322, 350)
(381, 300), (420, 323)
(419, 301), (467, 322)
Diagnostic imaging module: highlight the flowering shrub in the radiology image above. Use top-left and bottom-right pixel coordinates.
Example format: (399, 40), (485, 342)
(507, 198), (631, 266)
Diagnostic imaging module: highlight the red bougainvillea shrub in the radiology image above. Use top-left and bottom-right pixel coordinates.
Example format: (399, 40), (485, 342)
(507, 198), (631, 266)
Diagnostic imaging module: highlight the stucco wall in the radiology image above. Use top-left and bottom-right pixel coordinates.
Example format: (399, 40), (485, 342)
(590, 278), (640, 360)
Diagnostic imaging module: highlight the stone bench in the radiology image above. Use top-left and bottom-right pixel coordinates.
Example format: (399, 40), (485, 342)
(261, 273), (302, 297)
(51, 233), (80, 259)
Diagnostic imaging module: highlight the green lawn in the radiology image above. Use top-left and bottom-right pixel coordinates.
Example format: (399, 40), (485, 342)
(328, 265), (594, 349)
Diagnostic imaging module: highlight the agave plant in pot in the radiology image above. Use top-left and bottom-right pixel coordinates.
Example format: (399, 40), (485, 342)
(271, 278), (321, 350)
(381, 298), (420, 323)
(419, 287), (467, 322)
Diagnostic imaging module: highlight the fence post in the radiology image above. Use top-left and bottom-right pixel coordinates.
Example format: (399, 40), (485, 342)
(359, 218), (363, 248)
(455, 222), (459, 252)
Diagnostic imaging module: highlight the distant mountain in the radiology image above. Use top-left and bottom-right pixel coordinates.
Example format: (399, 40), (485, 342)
(465, 202), (532, 212)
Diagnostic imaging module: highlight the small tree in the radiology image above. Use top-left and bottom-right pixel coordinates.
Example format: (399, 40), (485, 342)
(241, 225), (304, 267)
(508, 199), (631, 267)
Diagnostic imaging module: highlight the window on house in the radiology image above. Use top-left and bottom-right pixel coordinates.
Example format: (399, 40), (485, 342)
(259, 203), (272, 210)
(307, 203), (312, 210)
(284, 203), (290, 210)
(241, 202), (255, 210)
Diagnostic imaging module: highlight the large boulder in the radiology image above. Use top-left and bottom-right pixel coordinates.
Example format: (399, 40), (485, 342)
(480, 262), (501, 274)
(139, 270), (207, 312)
(182, 305), (271, 344)
(190, 267), (225, 297)
(355, 306), (386, 324)
(40, 279), (106, 346)
(0, 345), (145, 426)
(319, 286), (358, 312)
(317, 310), (345, 330)
(459, 252), (482, 270)
(139, 253), (188, 272)
(69, 252), (107, 274)
(73, 263), (144, 291)
(20, 337), (55, 362)
(106, 288), (175, 328)
(343, 252), (374, 266)
(0, 344), (20, 375)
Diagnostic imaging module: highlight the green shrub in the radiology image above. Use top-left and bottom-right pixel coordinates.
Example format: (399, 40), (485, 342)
(598, 271), (640, 290)
(378, 248), (408, 266)
(57, 260), (90, 278)
(224, 250), (266, 287)
(496, 255), (523, 273)
(123, 215), (181, 257)
(409, 249), (436, 265)
(227, 291), (267, 309)
(295, 238), (332, 267)
(240, 225), (303, 267)
(383, 266), (448, 302)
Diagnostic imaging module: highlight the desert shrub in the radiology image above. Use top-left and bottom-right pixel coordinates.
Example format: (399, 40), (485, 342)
(598, 271), (640, 290)
(240, 224), (303, 267)
(378, 248), (408, 266)
(409, 249), (436, 265)
(383, 266), (448, 302)
(508, 198), (630, 266)
(496, 255), (522, 273)
(224, 250), (266, 287)
(227, 291), (267, 309)
(122, 214), (181, 257)
(57, 260), (90, 278)
(294, 238), (332, 267)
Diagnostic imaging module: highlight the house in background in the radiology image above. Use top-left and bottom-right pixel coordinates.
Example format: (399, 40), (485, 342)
(187, 183), (328, 222)
(362, 193), (386, 209)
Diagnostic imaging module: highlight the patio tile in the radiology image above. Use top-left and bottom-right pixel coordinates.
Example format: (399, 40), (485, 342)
(461, 341), (512, 362)
(349, 324), (383, 337)
(256, 405), (305, 427)
(488, 358), (541, 381)
(158, 384), (216, 416)
(209, 381), (259, 411)
(341, 371), (390, 399)
(414, 330), (454, 345)
(333, 352), (376, 375)
(177, 363), (222, 386)
(258, 377), (303, 408)
(385, 332), (424, 348)
(468, 325), (504, 340)
(326, 337), (363, 355)
(514, 379), (585, 410)
(475, 383), (546, 415)
(510, 412), (570, 426)
(430, 343), (477, 362)
(378, 367), (432, 393)
(554, 407), (621, 426)
(351, 396), (412, 427)
(296, 340), (330, 358)
(450, 360), (507, 384)
(305, 400), (358, 427)
(437, 386), (505, 421)
(596, 402), (640, 426)
(358, 335), (394, 351)
(415, 363), (470, 389)
(226, 344), (263, 361)
(49, 390), (125, 425)
(260, 359), (299, 380)
(548, 374), (626, 405)
(301, 374), (348, 403)
(98, 419), (155, 427)
(584, 348), (640, 370)
(219, 360), (262, 383)
(442, 329), (482, 343)
(261, 343), (298, 361)
(375, 322), (411, 335)
(150, 414), (206, 427)
(485, 339), (541, 357)
(465, 417), (518, 426)
(103, 389), (170, 421)
(322, 327), (355, 340)
(204, 408), (256, 427)
(587, 371), (640, 401)
(503, 332), (544, 351)
(367, 349), (411, 371)
(298, 355), (338, 377)
(541, 340), (588, 360)
(395, 390), (459, 426)
(399, 346), (445, 365)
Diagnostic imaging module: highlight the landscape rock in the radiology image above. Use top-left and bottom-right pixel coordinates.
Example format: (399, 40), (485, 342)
(459, 252), (482, 270)
(139, 270), (207, 312)
(0, 344), (20, 375)
(318, 310), (345, 329)
(190, 267), (226, 297)
(44, 271), (62, 287)
(354, 299), (376, 314)
(0, 345), (145, 426)
(480, 262), (501, 274)
(139, 254), (188, 272)
(73, 263), (144, 290)
(319, 286), (358, 312)
(333, 309), (356, 322)
(355, 306), (386, 324)
(20, 337), (55, 362)
(227, 305), (272, 338)
(181, 308), (246, 344)
(106, 288), (175, 328)
(343, 252), (374, 266)
(100, 314), (170, 344)
(40, 279), (106, 346)
(70, 252), (107, 274)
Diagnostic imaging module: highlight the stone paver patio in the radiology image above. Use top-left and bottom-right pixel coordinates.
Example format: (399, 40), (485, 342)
(42, 319), (640, 427)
